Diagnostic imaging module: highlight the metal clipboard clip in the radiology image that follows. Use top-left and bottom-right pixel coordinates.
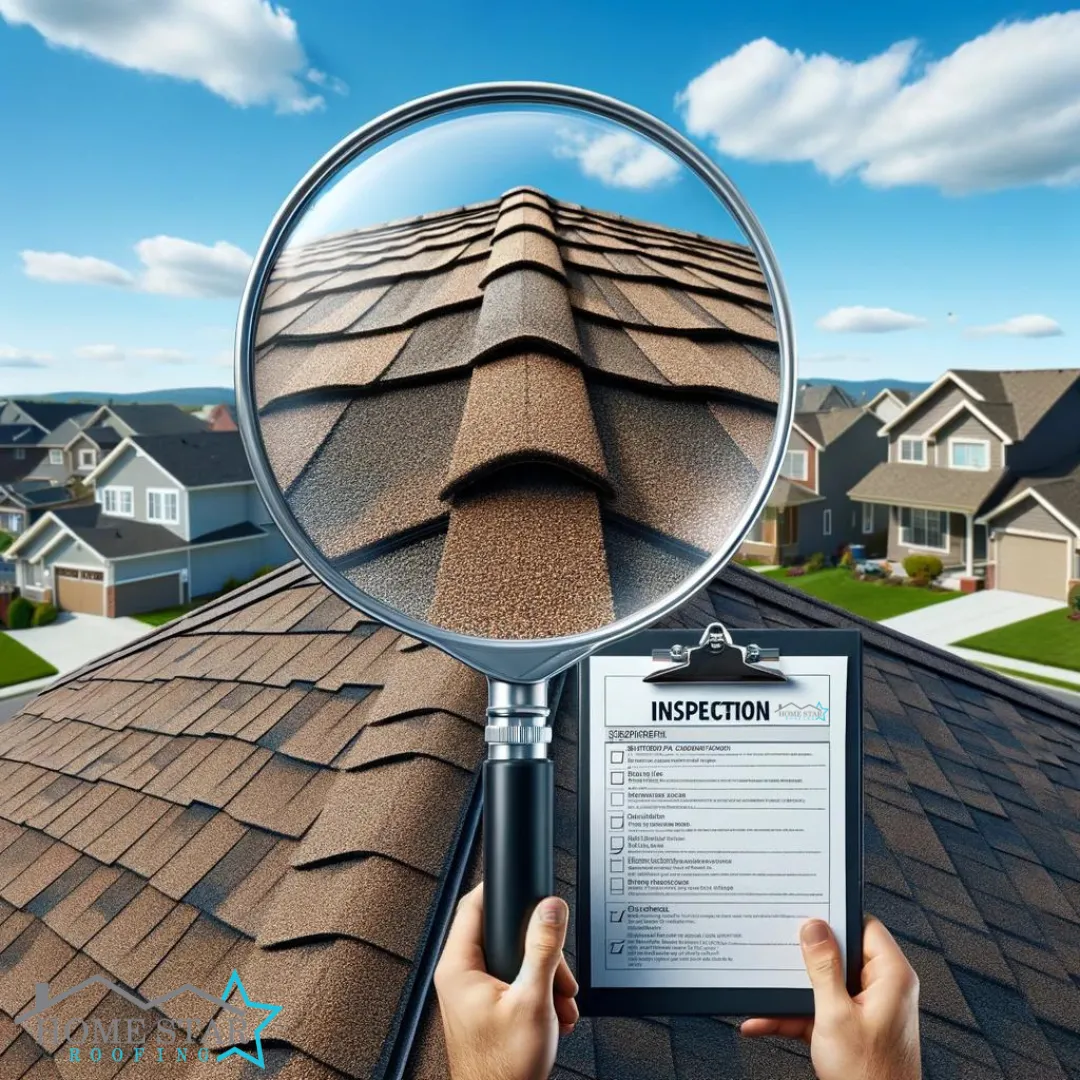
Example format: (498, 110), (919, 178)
(644, 621), (786, 684)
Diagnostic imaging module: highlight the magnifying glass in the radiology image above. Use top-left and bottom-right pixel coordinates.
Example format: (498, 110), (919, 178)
(236, 82), (795, 983)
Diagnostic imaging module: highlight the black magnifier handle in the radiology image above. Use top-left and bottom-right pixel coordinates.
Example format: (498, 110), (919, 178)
(482, 756), (554, 983)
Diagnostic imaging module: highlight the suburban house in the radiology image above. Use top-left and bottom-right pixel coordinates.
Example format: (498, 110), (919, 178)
(795, 381), (854, 412)
(4, 431), (293, 616)
(2, 563), (1079, 1079)
(0, 399), (92, 485)
(740, 405), (887, 563)
(195, 402), (238, 431)
(25, 402), (206, 486)
(849, 368), (1080, 594)
(979, 452), (1080, 600)
(0, 481), (88, 537)
(865, 386), (914, 424)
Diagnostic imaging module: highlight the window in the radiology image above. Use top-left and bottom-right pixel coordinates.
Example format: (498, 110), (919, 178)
(14, 448), (25, 460)
(781, 449), (809, 481)
(900, 507), (948, 551)
(101, 486), (133, 517)
(898, 437), (926, 464)
(862, 503), (875, 535)
(747, 513), (766, 544)
(77, 448), (97, 471)
(949, 440), (989, 471)
(147, 488), (180, 524)
(778, 507), (799, 546)
(823, 509), (832, 536)
(48, 449), (63, 466)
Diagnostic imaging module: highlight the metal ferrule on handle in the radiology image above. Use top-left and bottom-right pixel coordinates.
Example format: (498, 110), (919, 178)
(483, 679), (554, 983)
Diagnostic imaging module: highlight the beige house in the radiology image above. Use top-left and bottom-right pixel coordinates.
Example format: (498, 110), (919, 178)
(849, 368), (1080, 598)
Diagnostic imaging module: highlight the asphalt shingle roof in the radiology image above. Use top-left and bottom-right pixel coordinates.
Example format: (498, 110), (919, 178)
(850, 462), (1007, 515)
(995, 453), (1080, 532)
(1, 562), (1078, 1079)
(127, 432), (254, 487)
(795, 384), (854, 412)
(795, 406), (866, 448)
(3, 401), (94, 433)
(0, 427), (44, 447)
(254, 187), (781, 640)
(101, 404), (208, 436)
(948, 369), (1080, 441)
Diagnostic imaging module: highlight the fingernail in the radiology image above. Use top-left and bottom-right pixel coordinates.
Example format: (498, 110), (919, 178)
(538, 899), (566, 925)
(801, 920), (830, 946)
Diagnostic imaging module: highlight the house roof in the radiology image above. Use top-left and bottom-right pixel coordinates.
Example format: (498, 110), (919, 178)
(126, 432), (254, 487)
(940, 370), (1079, 442)
(0, 483), (77, 511)
(765, 477), (826, 509)
(77, 426), (123, 451)
(18, 504), (264, 560)
(1, 562), (1079, 1079)
(795, 383), (854, 411)
(0, 426), (45, 448)
(2, 400), (94, 432)
(254, 186), (781, 639)
(849, 462), (1006, 515)
(93, 404), (208, 436)
(988, 454), (1080, 533)
(795, 406), (866, 448)
(0, 451), (45, 487)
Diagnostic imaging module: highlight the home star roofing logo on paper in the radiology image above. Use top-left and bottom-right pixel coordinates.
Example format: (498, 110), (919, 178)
(13, 969), (280, 1069)
(775, 701), (830, 723)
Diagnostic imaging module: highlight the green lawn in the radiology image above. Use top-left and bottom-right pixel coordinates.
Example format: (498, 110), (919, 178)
(979, 662), (1080, 694)
(0, 632), (58, 689)
(763, 567), (963, 621)
(954, 608), (1080, 672)
(133, 597), (213, 627)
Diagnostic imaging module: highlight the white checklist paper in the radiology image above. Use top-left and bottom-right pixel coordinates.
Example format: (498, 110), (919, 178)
(587, 652), (849, 990)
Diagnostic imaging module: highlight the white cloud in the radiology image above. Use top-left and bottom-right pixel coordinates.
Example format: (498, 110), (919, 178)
(965, 314), (1064, 338)
(307, 68), (348, 96)
(0, 344), (51, 369)
(131, 348), (193, 365)
(21, 251), (133, 288)
(800, 352), (871, 365)
(816, 306), (927, 333)
(75, 344), (125, 363)
(677, 14), (1080, 193)
(555, 128), (679, 190)
(21, 236), (252, 299)
(0, 0), (341, 113)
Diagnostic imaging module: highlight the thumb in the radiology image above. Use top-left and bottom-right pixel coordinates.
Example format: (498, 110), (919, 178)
(800, 919), (849, 1018)
(513, 897), (569, 1002)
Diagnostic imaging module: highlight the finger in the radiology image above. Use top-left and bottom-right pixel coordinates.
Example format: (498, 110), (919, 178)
(513, 897), (569, 1001)
(740, 1017), (812, 1042)
(555, 956), (579, 999)
(860, 916), (918, 998)
(555, 991), (579, 1029)
(435, 884), (487, 985)
(800, 919), (849, 1019)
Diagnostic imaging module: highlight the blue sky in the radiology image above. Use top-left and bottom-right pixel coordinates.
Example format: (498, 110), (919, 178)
(0, 0), (1076, 396)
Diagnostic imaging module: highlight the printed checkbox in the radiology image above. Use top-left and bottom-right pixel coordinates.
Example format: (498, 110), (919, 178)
(609, 771), (624, 785)
(609, 836), (625, 854)
(609, 750), (625, 764)
(609, 940), (625, 955)
(610, 857), (624, 873)
(611, 877), (624, 894)
(609, 814), (624, 830)
(609, 792), (625, 807)
(610, 908), (626, 923)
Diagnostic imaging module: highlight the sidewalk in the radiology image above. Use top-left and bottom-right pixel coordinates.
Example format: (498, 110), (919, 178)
(946, 645), (1080, 691)
(879, 589), (1061, 647)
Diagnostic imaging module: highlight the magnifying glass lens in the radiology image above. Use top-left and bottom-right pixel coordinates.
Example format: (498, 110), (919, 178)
(251, 103), (783, 645)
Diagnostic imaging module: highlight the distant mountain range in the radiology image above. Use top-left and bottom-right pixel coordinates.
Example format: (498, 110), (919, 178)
(19, 387), (235, 407)
(798, 378), (929, 404)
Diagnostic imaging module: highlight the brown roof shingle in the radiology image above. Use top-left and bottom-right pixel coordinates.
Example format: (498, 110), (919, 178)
(849, 461), (1007, 514)
(256, 188), (780, 638)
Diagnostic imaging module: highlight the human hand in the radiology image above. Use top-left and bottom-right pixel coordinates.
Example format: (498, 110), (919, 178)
(434, 884), (579, 1080)
(741, 916), (921, 1080)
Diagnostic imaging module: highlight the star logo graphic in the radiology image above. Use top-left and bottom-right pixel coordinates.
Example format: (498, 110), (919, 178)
(215, 970), (282, 1070)
(814, 702), (830, 722)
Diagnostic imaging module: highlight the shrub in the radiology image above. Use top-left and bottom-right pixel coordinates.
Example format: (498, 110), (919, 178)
(6, 596), (34, 629)
(882, 576), (903, 587)
(1069, 582), (1080, 613)
(253, 565), (276, 578)
(0, 531), (13, 554)
(786, 566), (806, 578)
(903, 554), (943, 582)
(839, 547), (854, 570)
(806, 551), (826, 572)
(220, 577), (243, 594)
(31, 602), (58, 627)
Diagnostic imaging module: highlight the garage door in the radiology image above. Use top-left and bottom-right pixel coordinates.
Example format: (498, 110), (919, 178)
(55, 567), (104, 614)
(113, 573), (182, 617)
(997, 533), (1068, 601)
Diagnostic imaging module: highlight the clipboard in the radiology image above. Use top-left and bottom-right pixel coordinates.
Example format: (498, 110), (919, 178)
(576, 623), (863, 1017)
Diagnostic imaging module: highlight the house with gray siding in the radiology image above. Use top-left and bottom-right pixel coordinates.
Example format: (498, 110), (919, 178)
(4, 432), (293, 616)
(849, 368), (1080, 597)
(739, 406), (887, 564)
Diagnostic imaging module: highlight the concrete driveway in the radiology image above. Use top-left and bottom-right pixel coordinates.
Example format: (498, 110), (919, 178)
(879, 589), (1064, 648)
(4, 612), (151, 678)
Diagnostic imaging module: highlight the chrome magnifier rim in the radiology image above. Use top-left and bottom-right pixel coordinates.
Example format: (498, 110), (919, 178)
(235, 80), (797, 684)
